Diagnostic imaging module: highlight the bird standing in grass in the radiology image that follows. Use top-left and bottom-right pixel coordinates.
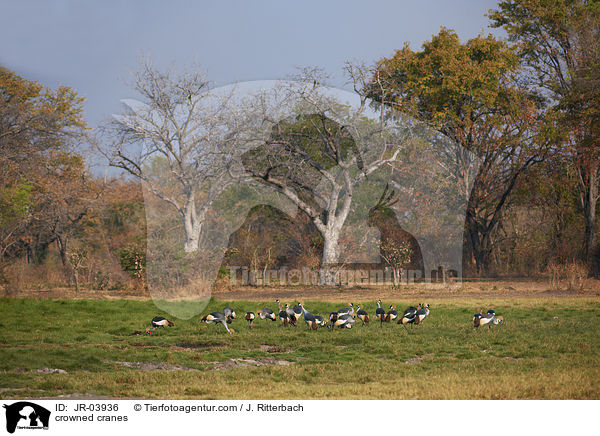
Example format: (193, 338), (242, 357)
(292, 303), (303, 325)
(152, 316), (174, 328)
(384, 305), (398, 322)
(398, 305), (419, 327)
(148, 316), (174, 335)
(245, 312), (255, 329)
(337, 303), (354, 317)
(376, 299), (386, 327)
(258, 308), (276, 323)
(299, 303), (320, 330)
(286, 304), (297, 326)
(313, 315), (327, 326)
(201, 312), (234, 334)
(414, 303), (429, 325)
(356, 305), (369, 326)
(330, 313), (355, 329)
(276, 300), (289, 327)
(473, 308), (503, 329)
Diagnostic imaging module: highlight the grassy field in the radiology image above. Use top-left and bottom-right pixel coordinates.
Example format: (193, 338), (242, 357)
(0, 297), (599, 399)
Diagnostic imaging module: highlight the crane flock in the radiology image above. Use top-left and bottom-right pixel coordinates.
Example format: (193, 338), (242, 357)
(148, 301), (503, 335)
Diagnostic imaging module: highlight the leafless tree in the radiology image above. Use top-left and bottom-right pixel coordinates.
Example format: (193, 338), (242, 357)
(102, 60), (258, 252)
(243, 65), (413, 271)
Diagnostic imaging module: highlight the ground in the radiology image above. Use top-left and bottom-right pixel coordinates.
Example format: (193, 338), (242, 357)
(1, 282), (598, 399)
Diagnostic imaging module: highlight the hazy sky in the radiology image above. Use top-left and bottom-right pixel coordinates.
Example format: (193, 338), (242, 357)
(1, 0), (501, 127)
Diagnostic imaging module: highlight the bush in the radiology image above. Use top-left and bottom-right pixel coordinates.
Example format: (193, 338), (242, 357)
(119, 244), (146, 279)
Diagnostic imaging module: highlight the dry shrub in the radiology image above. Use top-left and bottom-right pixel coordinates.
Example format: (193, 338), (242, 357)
(547, 261), (587, 292)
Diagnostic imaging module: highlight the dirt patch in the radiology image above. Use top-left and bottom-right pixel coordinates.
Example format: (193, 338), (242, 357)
(5, 279), (600, 301)
(211, 358), (294, 370)
(211, 280), (600, 301)
(259, 344), (287, 353)
(108, 361), (201, 371)
(11, 368), (67, 374)
(176, 342), (227, 350)
(35, 368), (67, 374)
(404, 353), (432, 364)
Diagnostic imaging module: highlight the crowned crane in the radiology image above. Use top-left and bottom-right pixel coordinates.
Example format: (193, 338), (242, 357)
(148, 316), (174, 335)
(329, 312), (339, 323)
(313, 315), (327, 327)
(473, 308), (503, 329)
(376, 299), (386, 326)
(298, 303), (320, 330)
(223, 307), (236, 322)
(276, 300), (289, 327)
(285, 304), (298, 326)
(337, 303), (354, 317)
(414, 303), (430, 325)
(201, 312), (234, 334)
(292, 303), (303, 324)
(258, 308), (277, 323)
(329, 313), (355, 329)
(384, 305), (398, 323)
(245, 312), (255, 329)
(398, 305), (419, 328)
(356, 305), (370, 326)
(151, 316), (174, 328)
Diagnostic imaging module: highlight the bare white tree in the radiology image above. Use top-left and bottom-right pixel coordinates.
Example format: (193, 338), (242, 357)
(102, 60), (258, 252)
(243, 65), (413, 268)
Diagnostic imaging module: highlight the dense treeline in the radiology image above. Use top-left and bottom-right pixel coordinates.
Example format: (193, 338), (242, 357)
(1, 0), (598, 293)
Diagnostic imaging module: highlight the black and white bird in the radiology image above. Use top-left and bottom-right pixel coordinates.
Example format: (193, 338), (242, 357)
(337, 303), (354, 317)
(330, 313), (355, 329)
(356, 305), (369, 326)
(201, 312), (234, 334)
(151, 316), (174, 328)
(299, 303), (320, 330)
(258, 308), (277, 322)
(276, 300), (289, 327)
(147, 316), (174, 335)
(398, 305), (419, 327)
(286, 304), (298, 326)
(474, 308), (503, 329)
(223, 307), (236, 322)
(292, 303), (303, 324)
(245, 312), (255, 329)
(414, 303), (430, 325)
(384, 305), (398, 322)
(313, 315), (327, 327)
(376, 299), (386, 322)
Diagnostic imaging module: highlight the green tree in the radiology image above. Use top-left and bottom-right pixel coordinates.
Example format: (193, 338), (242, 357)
(490, 0), (600, 273)
(367, 29), (545, 275)
(0, 66), (88, 273)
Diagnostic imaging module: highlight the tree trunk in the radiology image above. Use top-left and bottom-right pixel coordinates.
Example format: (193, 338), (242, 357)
(183, 197), (204, 253)
(321, 229), (341, 265)
(581, 161), (599, 276)
(56, 234), (68, 266)
(320, 227), (341, 285)
(465, 208), (493, 276)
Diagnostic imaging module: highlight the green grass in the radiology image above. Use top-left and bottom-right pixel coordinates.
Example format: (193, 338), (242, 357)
(0, 297), (599, 399)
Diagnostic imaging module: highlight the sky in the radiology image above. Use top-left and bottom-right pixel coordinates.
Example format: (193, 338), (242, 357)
(1, 0), (502, 129)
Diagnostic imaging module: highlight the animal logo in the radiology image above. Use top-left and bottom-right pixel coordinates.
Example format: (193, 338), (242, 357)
(3, 402), (50, 434)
